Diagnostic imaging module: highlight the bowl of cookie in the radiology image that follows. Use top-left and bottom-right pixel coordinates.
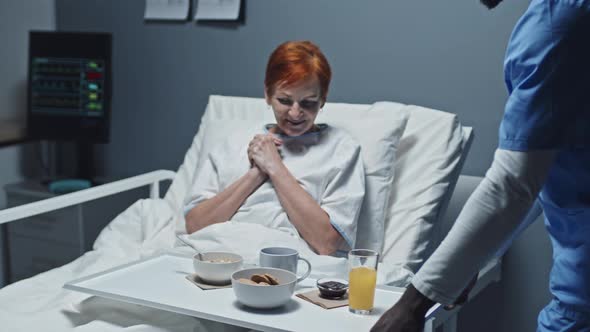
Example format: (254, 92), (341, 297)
(231, 267), (297, 309)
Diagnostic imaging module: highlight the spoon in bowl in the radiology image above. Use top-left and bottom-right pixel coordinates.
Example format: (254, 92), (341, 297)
(176, 234), (203, 261)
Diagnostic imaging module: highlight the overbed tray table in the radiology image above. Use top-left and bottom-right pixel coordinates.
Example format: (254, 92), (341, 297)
(64, 253), (488, 332)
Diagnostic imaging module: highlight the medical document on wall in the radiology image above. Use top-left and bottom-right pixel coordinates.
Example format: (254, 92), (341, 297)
(194, 0), (241, 21)
(144, 0), (190, 20)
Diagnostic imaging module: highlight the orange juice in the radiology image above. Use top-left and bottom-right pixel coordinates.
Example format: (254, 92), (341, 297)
(349, 266), (377, 311)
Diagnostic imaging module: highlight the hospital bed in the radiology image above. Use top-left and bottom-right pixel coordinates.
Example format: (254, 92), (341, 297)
(0, 95), (501, 331)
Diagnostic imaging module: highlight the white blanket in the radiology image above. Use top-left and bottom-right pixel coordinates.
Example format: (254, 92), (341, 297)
(0, 198), (411, 331)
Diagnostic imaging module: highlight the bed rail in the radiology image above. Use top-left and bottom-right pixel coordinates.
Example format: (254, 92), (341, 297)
(0, 170), (176, 225)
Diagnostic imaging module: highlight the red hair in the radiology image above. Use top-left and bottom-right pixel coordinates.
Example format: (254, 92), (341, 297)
(265, 41), (332, 103)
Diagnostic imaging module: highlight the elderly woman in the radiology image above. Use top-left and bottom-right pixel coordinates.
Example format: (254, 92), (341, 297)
(185, 41), (365, 255)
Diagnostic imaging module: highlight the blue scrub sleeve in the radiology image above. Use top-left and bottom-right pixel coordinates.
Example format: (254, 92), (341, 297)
(499, 0), (590, 151)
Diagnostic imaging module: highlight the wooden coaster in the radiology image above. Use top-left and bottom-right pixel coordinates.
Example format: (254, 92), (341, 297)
(296, 289), (348, 309)
(185, 273), (232, 290)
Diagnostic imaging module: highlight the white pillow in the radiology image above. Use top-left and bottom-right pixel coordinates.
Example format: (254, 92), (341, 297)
(381, 105), (464, 278)
(174, 96), (409, 252)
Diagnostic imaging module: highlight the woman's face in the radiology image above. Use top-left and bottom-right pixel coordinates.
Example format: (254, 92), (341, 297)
(266, 77), (323, 137)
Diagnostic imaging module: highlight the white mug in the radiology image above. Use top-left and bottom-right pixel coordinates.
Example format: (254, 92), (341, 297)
(259, 247), (311, 282)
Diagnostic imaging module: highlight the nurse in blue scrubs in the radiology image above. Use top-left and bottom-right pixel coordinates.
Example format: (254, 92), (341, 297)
(372, 1), (590, 331)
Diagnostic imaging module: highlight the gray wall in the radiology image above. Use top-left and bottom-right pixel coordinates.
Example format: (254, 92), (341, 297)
(56, 0), (529, 177)
(0, 0), (56, 288)
(0, 1), (56, 205)
(55, 1), (552, 331)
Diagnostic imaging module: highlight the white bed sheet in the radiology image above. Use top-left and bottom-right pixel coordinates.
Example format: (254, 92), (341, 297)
(0, 198), (410, 331)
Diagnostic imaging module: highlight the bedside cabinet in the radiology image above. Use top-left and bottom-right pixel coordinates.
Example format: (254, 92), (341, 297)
(4, 180), (147, 283)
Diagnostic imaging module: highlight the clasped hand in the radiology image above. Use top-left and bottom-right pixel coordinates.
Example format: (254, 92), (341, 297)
(247, 134), (283, 175)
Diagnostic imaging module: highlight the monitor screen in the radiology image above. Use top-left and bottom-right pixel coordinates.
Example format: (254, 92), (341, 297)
(27, 31), (112, 143)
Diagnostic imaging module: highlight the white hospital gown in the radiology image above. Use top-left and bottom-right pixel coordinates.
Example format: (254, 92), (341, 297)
(185, 124), (365, 249)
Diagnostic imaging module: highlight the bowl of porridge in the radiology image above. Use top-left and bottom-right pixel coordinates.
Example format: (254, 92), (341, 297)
(193, 252), (243, 285)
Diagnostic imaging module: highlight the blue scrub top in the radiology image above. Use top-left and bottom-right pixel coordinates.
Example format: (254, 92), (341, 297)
(499, 0), (590, 315)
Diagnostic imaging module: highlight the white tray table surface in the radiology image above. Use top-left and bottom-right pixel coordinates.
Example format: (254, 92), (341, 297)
(64, 254), (438, 332)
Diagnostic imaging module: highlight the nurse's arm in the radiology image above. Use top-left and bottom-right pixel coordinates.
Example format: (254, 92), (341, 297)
(372, 148), (555, 331)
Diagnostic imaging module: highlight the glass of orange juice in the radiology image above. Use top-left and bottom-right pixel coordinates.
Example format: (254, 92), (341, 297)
(348, 249), (379, 314)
